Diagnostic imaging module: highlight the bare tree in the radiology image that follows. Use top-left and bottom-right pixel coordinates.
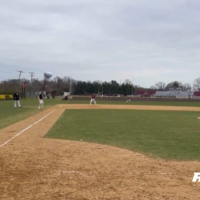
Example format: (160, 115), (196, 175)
(182, 83), (191, 91)
(193, 78), (200, 91)
(155, 82), (166, 90)
(135, 85), (143, 89)
(32, 79), (43, 92)
(150, 85), (157, 89)
(125, 79), (132, 85)
(55, 76), (63, 90)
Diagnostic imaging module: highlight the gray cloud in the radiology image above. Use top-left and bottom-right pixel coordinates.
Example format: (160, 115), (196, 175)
(0, 0), (200, 87)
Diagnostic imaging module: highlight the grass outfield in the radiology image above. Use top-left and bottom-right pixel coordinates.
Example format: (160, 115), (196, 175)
(45, 109), (200, 161)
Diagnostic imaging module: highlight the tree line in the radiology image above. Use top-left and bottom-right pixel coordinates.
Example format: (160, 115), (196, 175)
(150, 81), (192, 91)
(1, 77), (200, 96)
(0, 77), (134, 96)
(74, 80), (134, 96)
(151, 78), (200, 91)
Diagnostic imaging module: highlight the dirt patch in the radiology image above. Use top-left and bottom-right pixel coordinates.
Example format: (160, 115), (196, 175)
(0, 104), (200, 200)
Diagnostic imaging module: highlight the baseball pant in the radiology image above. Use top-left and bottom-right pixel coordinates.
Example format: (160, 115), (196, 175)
(39, 100), (44, 109)
(14, 100), (21, 107)
(90, 99), (97, 105)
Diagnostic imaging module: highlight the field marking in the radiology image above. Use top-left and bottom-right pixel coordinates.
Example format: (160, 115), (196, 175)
(0, 110), (55, 148)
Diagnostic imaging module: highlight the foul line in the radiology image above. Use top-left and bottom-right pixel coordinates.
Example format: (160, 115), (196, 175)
(0, 110), (55, 148)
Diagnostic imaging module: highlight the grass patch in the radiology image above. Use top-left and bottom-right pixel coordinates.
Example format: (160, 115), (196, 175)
(0, 98), (63, 129)
(45, 109), (200, 161)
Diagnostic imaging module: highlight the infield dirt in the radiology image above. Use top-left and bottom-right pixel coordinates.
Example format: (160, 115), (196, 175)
(0, 104), (200, 200)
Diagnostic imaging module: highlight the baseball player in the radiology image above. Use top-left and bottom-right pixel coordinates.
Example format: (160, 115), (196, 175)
(90, 93), (97, 105)
(13, 90), (21, 108)
(38, 91), (44, 109)
(126, 97), (131, 103)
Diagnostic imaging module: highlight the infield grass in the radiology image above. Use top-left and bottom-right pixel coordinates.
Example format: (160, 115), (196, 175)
(45, 109), (200, 161)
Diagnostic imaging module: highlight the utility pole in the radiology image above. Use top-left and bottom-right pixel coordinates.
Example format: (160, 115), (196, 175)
(132, 76), (133, 95)
(29, 72), (35, 97)
(17, 70), (25, 85)
(70, 78), (72, 95)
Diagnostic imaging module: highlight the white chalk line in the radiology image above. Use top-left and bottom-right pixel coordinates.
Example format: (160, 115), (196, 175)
(0, 110), (55, 148)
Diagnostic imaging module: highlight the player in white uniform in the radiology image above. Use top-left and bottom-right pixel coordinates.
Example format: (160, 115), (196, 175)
(38, 92), (44, 109)
(90, 94), (97, 105)
(126, 97), (131, 103)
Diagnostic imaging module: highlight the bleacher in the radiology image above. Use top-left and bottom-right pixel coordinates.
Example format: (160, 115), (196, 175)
(193, 91), (200, 97)
(134, 89), (197, 99)
(134, 90), (146, 96)
(154, 89), (193, 98)
(153, 91), (169, 97)
(168, 90), (180, 97)
(176, 91), (194, 98)
(134, 90), (156, 97)
(144, 90), (156, 97)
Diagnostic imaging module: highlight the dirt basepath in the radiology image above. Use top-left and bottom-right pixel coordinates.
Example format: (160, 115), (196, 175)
(56, 104), (200, 111)
(0, 105), (200, 200)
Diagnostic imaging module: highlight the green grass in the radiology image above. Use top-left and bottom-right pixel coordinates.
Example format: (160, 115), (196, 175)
(0, 98), (63, 129)
(2, 98), (200, 160)
(45, 109), (200, 161)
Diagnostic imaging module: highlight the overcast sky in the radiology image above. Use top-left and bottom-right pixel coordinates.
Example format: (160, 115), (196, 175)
(0, 0), (200, 87)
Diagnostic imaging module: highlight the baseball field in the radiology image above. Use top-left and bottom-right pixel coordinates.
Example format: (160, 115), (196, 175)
(1, 98), (200, 199)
